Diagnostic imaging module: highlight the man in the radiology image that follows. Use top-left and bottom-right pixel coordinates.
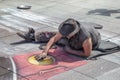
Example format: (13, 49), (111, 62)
(17, 18), (102, 60)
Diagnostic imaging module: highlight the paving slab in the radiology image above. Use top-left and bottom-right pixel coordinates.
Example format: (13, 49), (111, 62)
(0, 28), (14, 38)
(0, 42), (24, 56)
(0, 39), (40, 56)
(83, 17), (120, 34)
(98, 29), (120, 40)
(0, 27), (7, 32)
(0, 24), (16, 32)
(96, 67), (120, 80)
(64, 0), (120, 9)
(48, 70), (95, 80)
(0, 8), (61, 30)
(73, 59), (120, 78)
(0, 57), (11, 75)
(0, 34), (24, 44)
(107, 36), (120, 45)
(0, 57), (14, 80)
(100, 52), (120, 65)
(36, 26), (57, 32)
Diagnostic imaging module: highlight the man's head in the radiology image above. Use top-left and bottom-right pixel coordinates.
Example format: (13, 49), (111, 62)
(58, 18), (80, 38)
(59, 24), (75, 37)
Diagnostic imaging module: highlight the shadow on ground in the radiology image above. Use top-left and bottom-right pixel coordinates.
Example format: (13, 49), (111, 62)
(116, 16), (120, 19)
(10, 40), (32, 45)
(87, 9), (120, 19)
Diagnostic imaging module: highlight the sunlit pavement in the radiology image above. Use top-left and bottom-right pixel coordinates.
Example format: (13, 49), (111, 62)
(0, 0), (120, 80)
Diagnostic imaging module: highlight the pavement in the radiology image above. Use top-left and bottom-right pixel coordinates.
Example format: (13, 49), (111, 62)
(0, 0), (120, 80)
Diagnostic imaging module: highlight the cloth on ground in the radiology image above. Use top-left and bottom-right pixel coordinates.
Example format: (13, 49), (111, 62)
(87, 40), (120, 60)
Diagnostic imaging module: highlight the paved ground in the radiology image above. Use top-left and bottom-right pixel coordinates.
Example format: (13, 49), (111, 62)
(0, 0), (120, 80)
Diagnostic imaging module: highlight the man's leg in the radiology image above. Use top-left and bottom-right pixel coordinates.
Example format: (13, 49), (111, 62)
(35, 31), (56, 43)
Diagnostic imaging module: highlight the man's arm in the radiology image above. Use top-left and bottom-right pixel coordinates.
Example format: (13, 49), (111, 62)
(64, 38), (92, 57)
(82, 38), (92, 56)
(43, 32), (62, 55)
(35, 32), (62, 61)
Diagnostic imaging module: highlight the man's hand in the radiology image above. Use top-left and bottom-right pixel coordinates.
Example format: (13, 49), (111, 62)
(35, 52), (47, 61)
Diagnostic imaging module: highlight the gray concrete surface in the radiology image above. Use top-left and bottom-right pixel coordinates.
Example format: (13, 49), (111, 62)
(0, 0), (120, 80)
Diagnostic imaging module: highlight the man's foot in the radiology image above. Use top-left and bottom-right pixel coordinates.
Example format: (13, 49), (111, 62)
(16, 28), (35, 41)
(28, 28), (35, 33)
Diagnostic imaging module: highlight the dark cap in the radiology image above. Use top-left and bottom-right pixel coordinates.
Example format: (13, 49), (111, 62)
(58, 18), (80, 37)
(59, 24), (75, 36)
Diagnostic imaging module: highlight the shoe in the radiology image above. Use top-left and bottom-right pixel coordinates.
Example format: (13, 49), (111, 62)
(17, 28), (35, 41)
(28, 28), (35, 33)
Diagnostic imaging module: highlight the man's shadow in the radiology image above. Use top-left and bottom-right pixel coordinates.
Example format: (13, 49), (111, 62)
(10, 40), (47, 45)
(10, 40), (32, 45)
(87, 9), (120, 18)
(116, 16), (120, 19)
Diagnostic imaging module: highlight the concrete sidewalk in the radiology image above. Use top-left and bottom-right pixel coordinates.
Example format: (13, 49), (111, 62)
(0, 0), (120, 80)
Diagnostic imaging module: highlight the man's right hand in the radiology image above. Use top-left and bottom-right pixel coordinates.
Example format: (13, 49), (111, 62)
(35, 52), (47, 61)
